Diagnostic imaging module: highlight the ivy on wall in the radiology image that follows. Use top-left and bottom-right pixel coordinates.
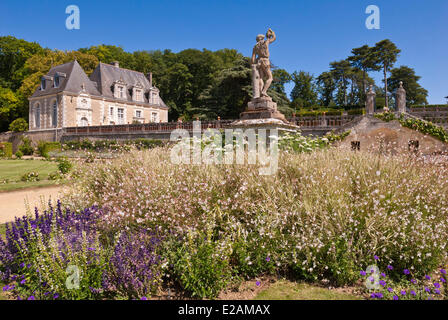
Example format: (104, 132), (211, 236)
(374, 112), (448, 143)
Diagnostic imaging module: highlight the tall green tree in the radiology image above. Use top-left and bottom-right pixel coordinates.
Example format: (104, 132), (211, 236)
(270, 68), (293, 116)
(290, 71), (317, 110)
(330, 60), (352, 106)
(199, 58), (252, 119)
(348, 45), (380, 104)
(316, 71), (336, 106)
(388, 66), (428, 105)
(271, 68), (292, 95)
(371, 39), (401, 109)
(0, 36), (43, 91)
(79, 45), (135, 69)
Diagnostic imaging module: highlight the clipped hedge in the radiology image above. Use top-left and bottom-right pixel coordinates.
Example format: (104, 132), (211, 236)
(347, 109), (365, 116)
(62, 138), (164, 152)
(295, 110), (343, 117)
(37, 141), (62, 158)
(0, 142), (13, 158)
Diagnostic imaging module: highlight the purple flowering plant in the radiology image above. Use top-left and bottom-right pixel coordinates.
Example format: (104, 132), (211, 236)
(0, 202), (109, 300)
(360, 256), (448, 300)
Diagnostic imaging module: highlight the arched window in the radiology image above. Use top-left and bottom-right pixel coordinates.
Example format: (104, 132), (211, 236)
(80, 117), (89, 127)
(52, 101), (58, 127)
(35, 104), (41, 128)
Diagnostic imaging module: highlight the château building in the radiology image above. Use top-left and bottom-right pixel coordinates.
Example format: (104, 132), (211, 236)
(28, 60), (168, 131)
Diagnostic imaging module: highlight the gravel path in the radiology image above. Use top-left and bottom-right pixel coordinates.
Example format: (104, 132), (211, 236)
(0, 186), (62, 224)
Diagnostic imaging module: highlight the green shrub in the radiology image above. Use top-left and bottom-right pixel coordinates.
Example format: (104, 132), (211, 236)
(129, 138), (164, 150)
(37, 141), (61, 158)
(62, 139), (164, 153)
(48, 171), (62, 180)
(295, 109), (343, 117)
(21, 171), (40, 182)
(233, 236), (278, 278)
(8, 118), (28, 132)
(57, 157), (72, 174)
(347, 109), (365, 116)
(62, 140), (82, 150)
(0, 142), (13, 158)
(15, 150), (23, 159)
(171, 230), (233, 299)
(81, 139), (94, 150)
(18, 137), (34, 156)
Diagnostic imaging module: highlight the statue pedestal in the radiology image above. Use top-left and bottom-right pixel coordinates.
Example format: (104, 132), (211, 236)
(233, 97), (299, 133)
(230, 118), (299, 133)
(240, 97), (289, 123)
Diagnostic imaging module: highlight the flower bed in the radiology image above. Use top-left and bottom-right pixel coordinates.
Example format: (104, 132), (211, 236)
(53, 147), (448, 298)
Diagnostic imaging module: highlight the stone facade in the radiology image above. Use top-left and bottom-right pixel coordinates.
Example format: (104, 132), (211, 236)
(28, 61), (169, 131)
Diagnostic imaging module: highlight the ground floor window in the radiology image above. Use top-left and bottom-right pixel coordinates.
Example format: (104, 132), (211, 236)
(118, 108), (125, 124)
(80, 117), (89, 127)
(52, 101), (57, 127)
(151, 112), (158, 123)
(35, 105), (41, 128)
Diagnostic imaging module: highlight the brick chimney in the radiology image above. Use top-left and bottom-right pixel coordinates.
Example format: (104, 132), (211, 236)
(147, 72), (153, 87)
(112, 61), (119, 68)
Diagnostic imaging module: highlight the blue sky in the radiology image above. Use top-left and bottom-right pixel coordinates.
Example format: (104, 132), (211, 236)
(1, 0), (447, 103)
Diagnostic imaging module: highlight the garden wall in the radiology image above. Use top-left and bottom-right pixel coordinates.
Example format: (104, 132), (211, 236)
(337, 115), (448, 155)
(0, 129), (62, 152)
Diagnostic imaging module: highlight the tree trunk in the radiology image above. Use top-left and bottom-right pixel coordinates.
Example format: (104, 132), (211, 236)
(384, 65), (388, 109)
(350, 77), (354, 105)
(343, 76), (347, 106)
(362, 69), (366, 106)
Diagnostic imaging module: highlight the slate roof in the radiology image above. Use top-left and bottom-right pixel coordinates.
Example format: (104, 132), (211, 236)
(89, 62), (168, 108)
(31, 60), (101, 98)
(31, 61), (168, 109)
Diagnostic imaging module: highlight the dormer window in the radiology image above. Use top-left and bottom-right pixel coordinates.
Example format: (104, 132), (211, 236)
(41, 78), (46, 90)
(149, 90), (160, 105)
(135, 89), (142, 102)
(54, 75), (60, 88)
(113, 78), (127, 99)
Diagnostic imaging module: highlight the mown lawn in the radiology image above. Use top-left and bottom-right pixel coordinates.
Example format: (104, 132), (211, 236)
(0, 159), (60, 192)
(254, 280), (362, 300)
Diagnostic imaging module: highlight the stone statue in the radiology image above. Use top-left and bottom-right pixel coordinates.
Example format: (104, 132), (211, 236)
(366, 84), (376, 115)
(395, 81), (406, 113)
(251, 28), (276, 99)
(238, 28), (289, 124)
